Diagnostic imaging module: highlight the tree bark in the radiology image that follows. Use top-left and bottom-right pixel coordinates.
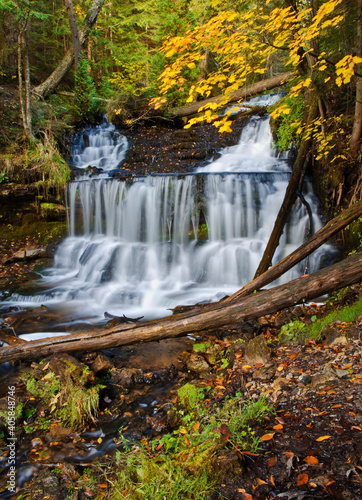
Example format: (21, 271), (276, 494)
(17, 29), (25, 134)
(253, 99), (318, 278)
(350, 0), (362, 157)
(227, 200), (362, 302)
(0, 332), (26, 346)
(17, 19), (34, 140)
(64, 0), (81, 73)
(32, 0), (104, 99)
(170, 71), (295, 118)
(1, 250), (362, 364)
(21, 27), (33, 139)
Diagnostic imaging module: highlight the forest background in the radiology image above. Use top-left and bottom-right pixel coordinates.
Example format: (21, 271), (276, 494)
(0, 0), (361, 215)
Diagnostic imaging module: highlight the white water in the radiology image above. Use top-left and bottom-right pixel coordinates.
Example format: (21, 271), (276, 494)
(199, 116), (288, 173)
(3, 102), (336, 331)
(69, 121), (128, 172)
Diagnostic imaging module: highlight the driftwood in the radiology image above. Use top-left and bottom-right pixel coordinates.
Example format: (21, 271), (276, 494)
(227, 200), (362, 302)
(170, 71), (295, 118)
(1, 250), (362, 364)
(253, 100), (318, 278)
(0, 330), (26, 346)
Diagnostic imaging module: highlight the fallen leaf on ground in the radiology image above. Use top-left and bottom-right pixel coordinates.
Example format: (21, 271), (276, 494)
(260, 432), (275, 441)
(256, 478), (267, 485)
(316, 435), (331, 441)
(303, 456), (319, 464)
(267, 456), (277, 468)
(193, 422), (200, 432)
(273, 423), (283, 431)
(297, 473), (309, 486)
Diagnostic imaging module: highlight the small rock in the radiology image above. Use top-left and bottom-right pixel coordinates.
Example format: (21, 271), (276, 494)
(300, 374), (312, 385)
(185, 353), (211, 373)
(336, 369), (350, 379)
(5, 246), (47, 263)
(47, 354), (96, 386)
(324, 327), (348, 346)
(192, 342), (221, 366)
(110, 367), (143, 387)
(90, 353), (114, 376)
(245, 336), (271, 365)
(312, 362), (338, 386)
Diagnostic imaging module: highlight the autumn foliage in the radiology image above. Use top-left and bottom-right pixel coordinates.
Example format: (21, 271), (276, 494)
(151, 0), (361, 163)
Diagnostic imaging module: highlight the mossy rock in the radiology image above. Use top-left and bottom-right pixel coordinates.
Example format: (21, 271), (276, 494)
(40, 203), (66, 221)
(177, 383), (203, 410)
(193, 342), (220, 366)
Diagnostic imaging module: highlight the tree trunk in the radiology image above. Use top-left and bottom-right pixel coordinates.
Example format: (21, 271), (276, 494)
(253, 99), (318, 278)
(17, 20), (33, 140)
(17, 29), (25, 133)
(227, 200), (362, 302)
(32, 0), (104, 99)
(350, 0), (362, 157)
(64, 0), (81, 73)
(21, 28), (33, 138)
(170, 71), (295, 118)
(1, 250), (362, 364)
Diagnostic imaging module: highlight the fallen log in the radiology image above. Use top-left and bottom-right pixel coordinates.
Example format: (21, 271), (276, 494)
(170, 71), (295, 118)
(1, 251), (362, 364)
(227, 200), (362, 302)
(0, 330), (26, 346)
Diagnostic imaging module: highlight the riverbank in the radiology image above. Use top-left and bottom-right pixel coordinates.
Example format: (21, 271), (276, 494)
(0, 285), (361, 499)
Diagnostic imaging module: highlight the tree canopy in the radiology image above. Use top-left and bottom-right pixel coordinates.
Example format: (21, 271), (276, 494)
(151, 0), (361, 161)
(0, 0), (361, 203)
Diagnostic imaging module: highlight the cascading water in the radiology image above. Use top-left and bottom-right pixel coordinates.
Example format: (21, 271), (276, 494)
(69, 121), (129, 172)
(2, 102), (336, 336)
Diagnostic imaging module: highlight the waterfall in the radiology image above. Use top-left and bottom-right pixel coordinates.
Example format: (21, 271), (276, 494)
(69, 121), (129, 172)
(4, 105), (336, 328)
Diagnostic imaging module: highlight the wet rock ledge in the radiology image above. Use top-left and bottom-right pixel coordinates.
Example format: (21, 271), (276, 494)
(121, 113), (258, 176)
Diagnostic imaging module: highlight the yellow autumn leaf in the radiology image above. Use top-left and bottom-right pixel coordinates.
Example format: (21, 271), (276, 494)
(219, 124), (232, 133)
(316, 435), (331, 441)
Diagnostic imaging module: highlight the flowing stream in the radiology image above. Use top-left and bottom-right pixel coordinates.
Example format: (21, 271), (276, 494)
(2, 100), (336, 338)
